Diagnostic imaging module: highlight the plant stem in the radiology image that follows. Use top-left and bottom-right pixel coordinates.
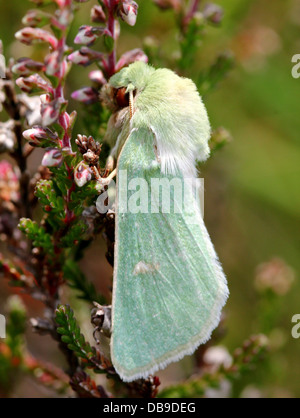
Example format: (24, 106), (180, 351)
(3, 75), (31, 219)
(183, 0), (201, 28)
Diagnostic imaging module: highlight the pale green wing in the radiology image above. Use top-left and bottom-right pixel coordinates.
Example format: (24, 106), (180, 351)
(111, 127), (228, 382)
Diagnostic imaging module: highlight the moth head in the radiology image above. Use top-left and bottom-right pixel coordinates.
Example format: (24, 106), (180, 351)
(109, 61), (155, 97)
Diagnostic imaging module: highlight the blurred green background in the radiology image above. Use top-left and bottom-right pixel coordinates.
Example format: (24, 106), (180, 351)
(0, 0), (299, 397)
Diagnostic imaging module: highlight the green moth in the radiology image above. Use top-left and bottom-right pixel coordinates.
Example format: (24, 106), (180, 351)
(103, 62), (229, 382)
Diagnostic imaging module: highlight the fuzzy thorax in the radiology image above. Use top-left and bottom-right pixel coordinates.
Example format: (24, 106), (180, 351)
(109, 62), (211, 178)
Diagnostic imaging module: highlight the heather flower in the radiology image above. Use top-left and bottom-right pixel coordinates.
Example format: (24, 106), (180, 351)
(41, 98), (65, 127)
(0, 161), (20, 203)
(0, 80), (6, 112)
(71, 87), (99, 104)
(0, 120), (16, 153)
(74, 26), (104, 46)
(255, 258), (295, 296)
(203, 346), (232, 371)
(68, 47), (104, 67)
(203, 3), (224, 25)
(18, 94), (43, 126)
(23, 126), (58, 147)
(12, 58), (45, 77)
(153, 0), (182, 12)
(91, 5), (106, 23)
(74, 161), (92, 187)
(16, 74), (52, 94)
(89, 70), (107, 86)
(15, 27), (58, 49)
(22, 10), (52, 27)
(116, 49), (148, 72)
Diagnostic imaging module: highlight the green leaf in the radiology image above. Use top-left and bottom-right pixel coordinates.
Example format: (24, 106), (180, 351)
(18, 218), (54, 255)
(55, 305), (106, 373)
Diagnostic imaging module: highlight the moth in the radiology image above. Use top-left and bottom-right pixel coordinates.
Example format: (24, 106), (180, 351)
(102, 62), (229, 382)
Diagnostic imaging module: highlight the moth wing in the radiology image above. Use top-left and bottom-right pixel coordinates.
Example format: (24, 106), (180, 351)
(111, 127), (228, 382)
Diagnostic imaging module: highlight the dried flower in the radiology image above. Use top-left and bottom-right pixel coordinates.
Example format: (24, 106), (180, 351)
(75, 134), (102, 157)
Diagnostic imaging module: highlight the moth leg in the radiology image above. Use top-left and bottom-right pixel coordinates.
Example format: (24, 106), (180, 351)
(105, 155), (115, 173)
(99, 168), (117, 187)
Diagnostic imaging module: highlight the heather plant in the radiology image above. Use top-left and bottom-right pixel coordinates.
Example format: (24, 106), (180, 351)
(0, 0), (291, 398)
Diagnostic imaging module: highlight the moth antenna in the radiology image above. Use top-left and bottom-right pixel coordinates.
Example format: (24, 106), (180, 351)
(129, 90), (134, 119)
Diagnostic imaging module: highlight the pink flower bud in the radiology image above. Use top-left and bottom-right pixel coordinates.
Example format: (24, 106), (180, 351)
(16, 74), (52, 94)
(74, 26), (101, 46)
(0, 161), (20, 202)
(42, 148), (63, 167)
(68, 47), (104, 67)
(89, 70), (107, 86)
(91, 5), (106, 23)
(54, 0), (72, 8)
(74, 161), (92, 187)
(153, 0), (182, 11)
(116, 48), (148, 72)
(57, 8), (73, 27)
(23, 126), (58, 147)
(68, 51), (90, 66)
(71, 87), (99, 104)
(203, 4), (224, 25)
(22, 10), (51, 28)
(15, 27), (58, 49)
(12, 58), (45, 76)
(118, 1), (138, 26)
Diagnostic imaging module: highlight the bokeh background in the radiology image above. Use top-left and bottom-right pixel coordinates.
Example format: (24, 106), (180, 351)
(0, 0), (299, 397)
